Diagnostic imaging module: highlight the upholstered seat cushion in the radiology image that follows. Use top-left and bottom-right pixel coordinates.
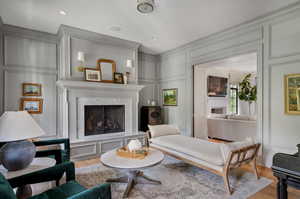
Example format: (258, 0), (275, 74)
(29, 181), (86, 199)
(148, 125), (180, 138)
(151, 135), (225, 166)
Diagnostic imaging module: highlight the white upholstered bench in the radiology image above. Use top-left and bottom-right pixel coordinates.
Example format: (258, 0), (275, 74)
(147, 124), (261, 195)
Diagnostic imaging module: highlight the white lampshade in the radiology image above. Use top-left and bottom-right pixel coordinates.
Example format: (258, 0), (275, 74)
(0, 111), (45, 142)
(126, 59), (133, 68)
(77, 51), (85, 62)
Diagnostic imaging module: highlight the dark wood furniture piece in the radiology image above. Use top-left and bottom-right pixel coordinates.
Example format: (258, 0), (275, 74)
(140, 106), (162, 132)
(272, 144), (300, 199)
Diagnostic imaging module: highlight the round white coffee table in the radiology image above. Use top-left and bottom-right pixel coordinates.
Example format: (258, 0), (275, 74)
(101, 148), (164, 198)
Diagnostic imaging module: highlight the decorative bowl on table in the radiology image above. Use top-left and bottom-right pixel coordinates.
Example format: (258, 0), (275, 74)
(116, 139), (149, 159)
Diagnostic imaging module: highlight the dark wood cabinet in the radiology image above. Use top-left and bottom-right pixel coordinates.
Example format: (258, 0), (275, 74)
(140, 106), (162, 132)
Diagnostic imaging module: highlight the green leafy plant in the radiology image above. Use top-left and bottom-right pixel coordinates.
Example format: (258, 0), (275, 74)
(238, 74), (257, 115)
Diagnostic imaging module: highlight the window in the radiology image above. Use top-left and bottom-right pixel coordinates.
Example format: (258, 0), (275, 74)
(229, 85), (238, 114)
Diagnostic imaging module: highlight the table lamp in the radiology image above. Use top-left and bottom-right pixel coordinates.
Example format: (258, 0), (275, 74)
(0, 111), (45, 171)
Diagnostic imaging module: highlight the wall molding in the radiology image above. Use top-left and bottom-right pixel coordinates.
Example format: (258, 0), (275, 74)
(1, 24), (57, 44)
(268, 9), (300, 59)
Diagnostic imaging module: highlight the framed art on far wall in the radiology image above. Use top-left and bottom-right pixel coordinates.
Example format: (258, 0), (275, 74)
(20, 98), (43, 114)
(22, 83), (42, 96)
(84, 68), (101, 82)
(285, 73), (300, 115)
(163, 88), (178, 106)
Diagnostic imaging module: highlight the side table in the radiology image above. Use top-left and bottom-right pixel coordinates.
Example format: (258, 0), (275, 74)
(0, 157), (56, 199)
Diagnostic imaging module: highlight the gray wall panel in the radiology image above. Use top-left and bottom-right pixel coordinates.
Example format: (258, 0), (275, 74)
(0, 17), (3, 115)
(4, 35), (57, 69)
(1, 24), (58, 137)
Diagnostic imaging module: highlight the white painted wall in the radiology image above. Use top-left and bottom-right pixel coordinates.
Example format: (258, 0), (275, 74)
(159, 3), (300, 167)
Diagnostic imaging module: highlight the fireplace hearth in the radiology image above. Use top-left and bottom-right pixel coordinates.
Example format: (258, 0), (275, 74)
(85, 105), (125, 136)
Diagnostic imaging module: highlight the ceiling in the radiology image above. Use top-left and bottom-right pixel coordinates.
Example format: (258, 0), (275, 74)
(0, 0), (298, 54)
(197, 53), (257, 72)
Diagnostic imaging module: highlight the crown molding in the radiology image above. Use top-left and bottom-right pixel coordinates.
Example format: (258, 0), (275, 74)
(58, 25), (140, 50)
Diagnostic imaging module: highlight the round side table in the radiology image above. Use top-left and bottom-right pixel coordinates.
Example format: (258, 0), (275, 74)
(0, 157), (56, 199)
(101, 148), (164, 198)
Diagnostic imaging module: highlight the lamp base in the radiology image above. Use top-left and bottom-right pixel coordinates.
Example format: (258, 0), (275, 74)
(0, 140), (36, 171)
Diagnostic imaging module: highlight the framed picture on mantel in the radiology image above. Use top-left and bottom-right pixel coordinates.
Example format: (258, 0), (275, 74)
(84, 68), (101, 82)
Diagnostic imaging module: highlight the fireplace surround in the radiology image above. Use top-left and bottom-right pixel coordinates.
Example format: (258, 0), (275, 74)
(57, 80), (145, 160)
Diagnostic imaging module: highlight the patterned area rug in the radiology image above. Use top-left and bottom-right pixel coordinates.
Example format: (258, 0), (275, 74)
(75, 156), (272, 199)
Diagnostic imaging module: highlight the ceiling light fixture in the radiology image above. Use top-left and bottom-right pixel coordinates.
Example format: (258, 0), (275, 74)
(137, 0), (155, 14)
(59, 10), (67, 16)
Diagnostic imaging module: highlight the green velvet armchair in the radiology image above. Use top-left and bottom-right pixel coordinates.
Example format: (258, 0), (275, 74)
(33, 138), (70, 164)
(0, 162), (111, 199)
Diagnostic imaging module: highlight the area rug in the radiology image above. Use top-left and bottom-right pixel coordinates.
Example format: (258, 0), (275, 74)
(75, 156), (272, 199)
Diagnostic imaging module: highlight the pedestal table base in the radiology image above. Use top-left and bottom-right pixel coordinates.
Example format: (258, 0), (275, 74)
(106, 170), (161, 198)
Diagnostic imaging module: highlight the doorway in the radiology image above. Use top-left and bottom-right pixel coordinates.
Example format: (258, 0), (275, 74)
(193, 52), (258, 142)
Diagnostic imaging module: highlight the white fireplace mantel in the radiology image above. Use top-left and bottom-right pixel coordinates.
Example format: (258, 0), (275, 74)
(56, 79), (145, 147)
(57, 80), (145, 91)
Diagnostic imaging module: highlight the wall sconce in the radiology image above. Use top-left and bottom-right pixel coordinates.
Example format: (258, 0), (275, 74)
(126, 59), (133, 68)
(124, 59), (133, 85)
(77, 51), (85, 72)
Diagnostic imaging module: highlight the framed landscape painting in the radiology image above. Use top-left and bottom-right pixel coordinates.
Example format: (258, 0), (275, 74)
(285, 73), (300, 115)
(20, 98), (43, 114)
(163, 88), (178, 106)
(22, 83), (42, 96)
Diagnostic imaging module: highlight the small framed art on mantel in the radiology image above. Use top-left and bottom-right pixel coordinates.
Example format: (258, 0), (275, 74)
(84, 68), (101, 82)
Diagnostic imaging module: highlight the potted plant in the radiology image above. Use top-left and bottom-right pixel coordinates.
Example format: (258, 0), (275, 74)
(238, 74), (257, 117)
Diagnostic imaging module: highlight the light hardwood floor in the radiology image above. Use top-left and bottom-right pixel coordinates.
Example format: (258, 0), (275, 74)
(75, 157), (300, 199)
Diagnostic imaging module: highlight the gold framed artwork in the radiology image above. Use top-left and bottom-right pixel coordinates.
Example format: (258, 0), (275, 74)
(84, 68), (101, 82)
(285, 73), (300, 115)
(97, 59), (116, 83)
(114, 72), (124, 84)
(163, 88), (178, 106)
(22, 83), (42, 96)
(20, 98), (43, 114)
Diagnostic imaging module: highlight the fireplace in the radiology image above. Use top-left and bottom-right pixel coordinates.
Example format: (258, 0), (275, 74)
(84, 105), (125, 136)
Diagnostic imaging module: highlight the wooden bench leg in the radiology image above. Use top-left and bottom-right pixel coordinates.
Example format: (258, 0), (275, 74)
(251, 159), (259, 180)
(222, 171), (232, 195)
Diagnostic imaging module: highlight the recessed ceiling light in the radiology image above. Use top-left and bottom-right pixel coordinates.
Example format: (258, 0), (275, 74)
(109, 26), (121, 32)
(59, 10), (67, 16)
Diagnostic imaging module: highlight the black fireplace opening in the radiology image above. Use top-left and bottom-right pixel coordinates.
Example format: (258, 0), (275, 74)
(84, 105), (125, 136)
